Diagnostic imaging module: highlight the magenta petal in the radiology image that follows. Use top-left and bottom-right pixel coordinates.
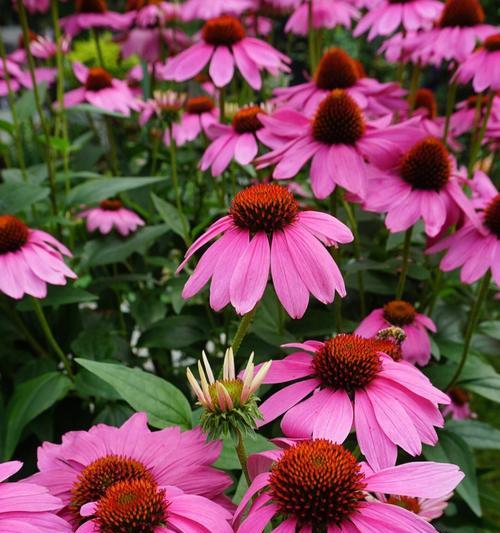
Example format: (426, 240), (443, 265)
(234, 133), (258, 165)
(233, 42), (261, 90)
(237, 503), (279, 533)
(233, 472), (270, 524)
(171, 42), (214, 81)
(352, 501), (435, 532)
(209, 46), (235, 87)
(313, 389), (353, 443)
(281, 388), (331, 438)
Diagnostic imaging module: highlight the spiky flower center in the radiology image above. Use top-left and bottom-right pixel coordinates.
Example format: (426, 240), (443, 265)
(230, 183), (299, 233)
(85, 67), (113, 91)
(484, 33), (500, 52)
(314, 49), (360, 91)
(76, 0), (108, 14)
(232, 106), (264, 134)
(383, 300), (417, 326)
(400, 137), (451, 191)
(387, 496), (421, 514)
(448, 387), (470, 406)
(95, 479), (168, 532)
(415, 88), (437, 119)
(313, 334), (382, 393)
(484, 194), (500, 238)
(0, 215), (29, 254)
(202, 16), (245, 46)
(100, 199), (122, 211)
(269, 440), (366, 528)
(186, 96), (215, 115)
(371, 338), (402, 362)
(208, 379), (244, 409)
(312, 90), (366, 145)
(439, 0), (485, 27)
(70, 455), (154, 518)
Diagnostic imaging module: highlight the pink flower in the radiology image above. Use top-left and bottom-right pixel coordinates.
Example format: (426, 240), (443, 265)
(75, 481), (233, 533)
(0, 460), (72, 532)
(121, 27), (191, 62)
(257, 334), (450, 470)
(0, 215), (76, 300)
(77, 199), (145, 236)
(256, 90), (423, 199)
(355, 300), (437, 366)
(64, 63), (140, 116)
(181, 0), (255, 20)
(61, 0), (134, 37)
(363, 137), (476, 237)
(177, 183), (353, 318)
(284, 0), (359, 35)
(406, 0), (496, 66)
(451, 94), (500, 137)
(235, 439), (463, 532)
(19, 0), (49, 13)
(443, 387), (477, 420)
(30, 412), (233, 527)
(199, 105), (269, 175)
(139, 90), (185, 127)
(378, 30), (422, 64)
(0, 57), (31, 96)
(353, 0), (443, 40)
(469, 169), (498, 209)
(171, 95), (219, 146)
(453, 33), (500, 92)
(272, 48), (407, 118)
(162, 15), (290, 89)
(426, 182), (500, 285)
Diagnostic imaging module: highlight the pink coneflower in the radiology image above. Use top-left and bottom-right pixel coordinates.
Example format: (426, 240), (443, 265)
(61, 0), (134, 37)
(257, 334), (450, 470)
(363, 137), (475, 237)
(353, 0), (443, 40)
(177, 183), (353, 318)
(0, 460), (72, 532)
(10, 32), (71, 63)
(75, 480), (232, 533)
(235, 439), (463, 532)
(454, 33), (500, 92)
(77, 199), (145, 236)
(356, 300), (436, 366)
(256, 89), (423, 199)
(121, 27), (191, 62)
(450, 94), (500, 137)
(0, 57), (30, 96)
(171, 95), (219, 146)
(139, 89), (185, 127)
(443, 387), (477, 419)
(162, 15), (290, 89)
(181, 0), (254, 20)
(378, 30), (422, 64)
(426, 185), (500, 285)
(0, 215), (76, 300)
(284, 0), (360, 35)
(64, 63), (140, 116)
(200, 105), (269, 175)
(17, 0), (49, 13)
(272, 48), (406, 117)
(408, 0), (496, 66)
(30, 412), (233, 526)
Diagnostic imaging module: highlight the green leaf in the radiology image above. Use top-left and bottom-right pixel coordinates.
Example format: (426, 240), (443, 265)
(478, 321), (500, 340)
(424, 429), (481, 517)
(139, 314), (209, 350)
(252, 289), (293, 346)
(151, 193), (188, 239)
(75, 359), (192, 429)
(67, 103), (126, 118)
(17, 286), (97, 311)
(446, 419), (500, 450)
(66, 176), (164, 206)
(215, 433), (275, 470)
(463, 377), (500, 403)
(81, 224), (169, 267)
(0, 182), (49, 214)
(15, 85), (47, 121)
(3, 372), (72, 459)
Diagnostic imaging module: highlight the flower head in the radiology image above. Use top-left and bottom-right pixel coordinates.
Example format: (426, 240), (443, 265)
(235, 438), (463, 532)
(177, 183), (353, 318)
(187, 348), (271, 438)
(0, 215), (76, 299)
(139, 89), (186, 127)
(77, 200), (145, 236)
(443, 387), (477, 420)
(162, 15), (290, 89)
(258, 334), (450, 470)
(356, 300), (437, 366)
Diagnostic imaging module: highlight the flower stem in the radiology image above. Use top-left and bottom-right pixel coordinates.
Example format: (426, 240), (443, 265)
(467, 91), (494, 178)
(407, 62), (421, 115)
(447, 272), (491, 389)
(17, 0), (58, 215)
(92, 29), (105, 68)
(168, 129), (190, 243)
(341, 198), (366, 316)
(235, 429), (251, 485)
(31, 298), (74, 380)
(105, 117), (119, 175)
(443, 81), (457, 146)
(232, 307), (257, 355)
(219, 86), (226, 122)
(395, 227), (413, 300)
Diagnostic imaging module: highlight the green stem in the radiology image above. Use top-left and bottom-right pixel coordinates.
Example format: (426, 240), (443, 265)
(235, 429), (251, 485)
(443, 81), (457, 146)
(395, 227), (413, 300)
(467, 91), (494, 178)
(219, 86), (226, 122)
(341, 198), (366, 316)
(407, 62), (421, 115)
(150, 131), (160, 175)
(17, 0), (58, 215)
(426, 268), (442, 316)
(232, 307), (257, 355)
(92, 29), (105, 68)
(168, 129), (190, 243)
(446, 272), (491, 389)
(105, 117), (119, 175)
(31, 298), (74, 380)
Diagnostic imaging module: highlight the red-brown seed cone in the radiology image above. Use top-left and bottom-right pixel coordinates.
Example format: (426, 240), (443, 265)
(0, 215), (29, 254)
